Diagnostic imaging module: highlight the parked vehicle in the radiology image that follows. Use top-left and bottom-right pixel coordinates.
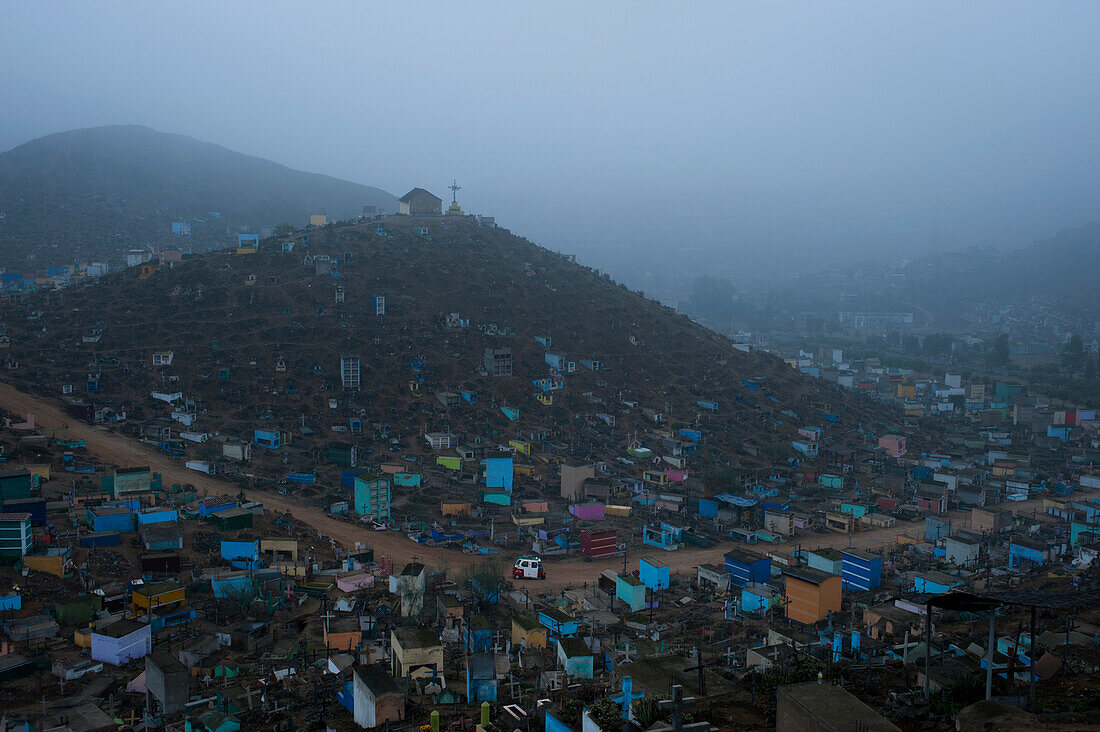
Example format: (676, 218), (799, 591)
(512, 555), (545, 580)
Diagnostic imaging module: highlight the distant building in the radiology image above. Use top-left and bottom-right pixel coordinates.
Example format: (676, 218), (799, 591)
(560, 464), (595, 500)
(944, 535), (980, 566)
(125, 249), (153, 267)
(0, 512), (32, 558)
(341, 356), (361, 390)
(878, 435), (906, 458)
(236, 234), (259, 254)
(511, 615), (548, 649)
(557, 638), (594, 679)
(0, 470), (34, 502)
(391, 627), (443, 682)
(783, 566), (842, 625)
(91, 620), (151, 665)
(483, 347), (513, 377)
(725, 549), (771, 587)
(837, 312), (914, 330)
(354, 663), (405, 728)
(840, 548), (882, 592)
(354, 474), (391, 521)
(971, 507), (1013, 533)
(145, 651), (189, 714)
(912, 570), (964, 594)
(399, 188), (443, 216)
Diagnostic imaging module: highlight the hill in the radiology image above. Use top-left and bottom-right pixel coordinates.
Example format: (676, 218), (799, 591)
(737, 223), (1100, 333)
(0, 125), (398, 267)
(949, 224), (1100, 307)
(875, 224), (1100, 327)
(0, 216), (906, 500)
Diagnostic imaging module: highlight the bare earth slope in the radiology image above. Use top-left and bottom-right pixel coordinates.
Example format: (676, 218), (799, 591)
(2, 215), (902, 486)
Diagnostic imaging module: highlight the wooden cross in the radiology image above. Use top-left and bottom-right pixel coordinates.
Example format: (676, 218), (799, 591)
(240, 684), (262, 710)
(683, 647), (718, 697)
(504, 672), (522, 701)
(895, 630), (919, 656)
(320, 606), (336, 635)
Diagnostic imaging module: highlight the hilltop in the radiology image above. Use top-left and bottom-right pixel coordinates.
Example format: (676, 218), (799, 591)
(0, 125), (397, 267)
(0, 216), (906, 496)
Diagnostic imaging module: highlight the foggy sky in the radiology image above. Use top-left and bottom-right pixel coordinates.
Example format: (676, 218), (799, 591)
(3, 2), (1100, 280)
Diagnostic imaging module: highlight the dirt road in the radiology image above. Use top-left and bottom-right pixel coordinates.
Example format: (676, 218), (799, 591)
(538, 497), (1050, 592)
(0, 380), (1046, 593)
(0, 381), (477, 569)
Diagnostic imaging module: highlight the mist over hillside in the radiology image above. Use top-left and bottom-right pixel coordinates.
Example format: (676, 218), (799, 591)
(0, 125), (397, 266)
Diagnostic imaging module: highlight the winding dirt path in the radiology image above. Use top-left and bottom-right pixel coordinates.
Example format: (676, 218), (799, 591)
(0, 380), (478, 562)
(0, 380), (1046, 593)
